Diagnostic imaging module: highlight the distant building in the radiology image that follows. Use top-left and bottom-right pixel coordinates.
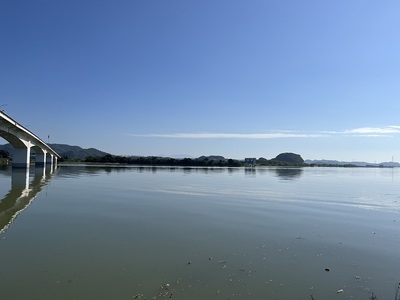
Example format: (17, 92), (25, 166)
(244, 158), (257, 166)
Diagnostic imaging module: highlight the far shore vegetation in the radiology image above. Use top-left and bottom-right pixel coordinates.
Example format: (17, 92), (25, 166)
(81, 153), (359, 168)
(0, 148), (394, 168)
(0, 150), (10, 165)
(82, 154), (300, 167)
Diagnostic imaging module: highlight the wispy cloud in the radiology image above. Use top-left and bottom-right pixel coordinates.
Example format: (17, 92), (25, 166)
(128, 126), (400, 139)
(129, 132), (325, 139)
(351, 134), (393, 138)
(343, 126), (400, 135)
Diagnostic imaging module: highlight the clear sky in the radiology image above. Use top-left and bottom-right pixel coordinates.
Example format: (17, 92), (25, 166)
(1, 0), (400, 162)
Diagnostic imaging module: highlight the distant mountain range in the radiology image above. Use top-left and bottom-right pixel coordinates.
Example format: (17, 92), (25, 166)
(0, 143), (109, 160)
(49, 144), (109, 160)
(305, 159), (400, 167)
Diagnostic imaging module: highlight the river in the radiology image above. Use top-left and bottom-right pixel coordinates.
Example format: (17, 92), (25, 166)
(0, 165), (399, 299)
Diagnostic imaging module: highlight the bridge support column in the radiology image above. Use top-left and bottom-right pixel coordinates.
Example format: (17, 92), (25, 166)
(46, 153), (54, 166)
(35, 151), (47, 167)
(13, 147), (31, 169)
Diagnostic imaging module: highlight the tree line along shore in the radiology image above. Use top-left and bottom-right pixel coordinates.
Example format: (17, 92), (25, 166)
(83, 152), (306, 167)
(1, 149), (390, 168)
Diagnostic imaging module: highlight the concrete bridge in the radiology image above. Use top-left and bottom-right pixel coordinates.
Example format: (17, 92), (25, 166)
(0, 111), (60, 168)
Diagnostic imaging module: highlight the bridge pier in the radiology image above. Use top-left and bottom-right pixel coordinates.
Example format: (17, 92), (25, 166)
(12, 147), (31, 169)
(1, 111), (60, 168)
(46, 153), (54, 166)
(35, 150), (47, 167)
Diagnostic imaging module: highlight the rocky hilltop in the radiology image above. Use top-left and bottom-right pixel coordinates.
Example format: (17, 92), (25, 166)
(272, 152), (304, 164)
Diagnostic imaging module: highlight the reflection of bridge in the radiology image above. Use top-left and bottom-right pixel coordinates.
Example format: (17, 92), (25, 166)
(0, 111), (60, 168)
(0, 167), (56, 234)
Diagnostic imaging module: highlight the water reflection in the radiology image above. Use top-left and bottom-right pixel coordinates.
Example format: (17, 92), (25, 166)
(243, 167), (304, 180)
(244, 167), (257, 177)
(272, 167), (304, 180)
(0, 166), (56, 234)
(0, 165), (399, 300)
(58, 164), (242, 176)
(57, 164), (304, 180)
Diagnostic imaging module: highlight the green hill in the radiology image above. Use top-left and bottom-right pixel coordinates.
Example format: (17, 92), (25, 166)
(272, 153), (305, 165)
(0, 143), (109, 161)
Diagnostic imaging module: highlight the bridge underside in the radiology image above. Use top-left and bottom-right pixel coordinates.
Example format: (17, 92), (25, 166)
(0, 130), (58, 169)
(0, 111), (60, 169)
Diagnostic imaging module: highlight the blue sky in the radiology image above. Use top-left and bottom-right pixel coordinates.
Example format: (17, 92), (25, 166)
(1, 0), (400, 162)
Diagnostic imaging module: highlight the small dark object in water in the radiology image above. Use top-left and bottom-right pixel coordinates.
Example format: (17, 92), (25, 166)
(325, 268), (330, 272)
(187, 261), (191, 265)
(395, 282), (400, 300)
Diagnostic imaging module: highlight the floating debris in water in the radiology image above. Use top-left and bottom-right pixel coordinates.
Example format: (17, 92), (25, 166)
(131, 251), (395, 299)
(368, 292), (378, 300)
(217, 260), (227, 264)
(395, 283), (400, 300)
(160, 283), (170, 289)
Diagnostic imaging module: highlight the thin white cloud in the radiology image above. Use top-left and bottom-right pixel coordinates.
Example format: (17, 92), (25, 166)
(344, 126), (400, 135)
(129, 132), (326, 139)
(127, 126), (400, 139)
(349, 134), (394, 138)
(322, 126), (400, 137)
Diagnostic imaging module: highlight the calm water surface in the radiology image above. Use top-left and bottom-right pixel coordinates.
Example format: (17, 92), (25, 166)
(0, 165), (399, 300)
